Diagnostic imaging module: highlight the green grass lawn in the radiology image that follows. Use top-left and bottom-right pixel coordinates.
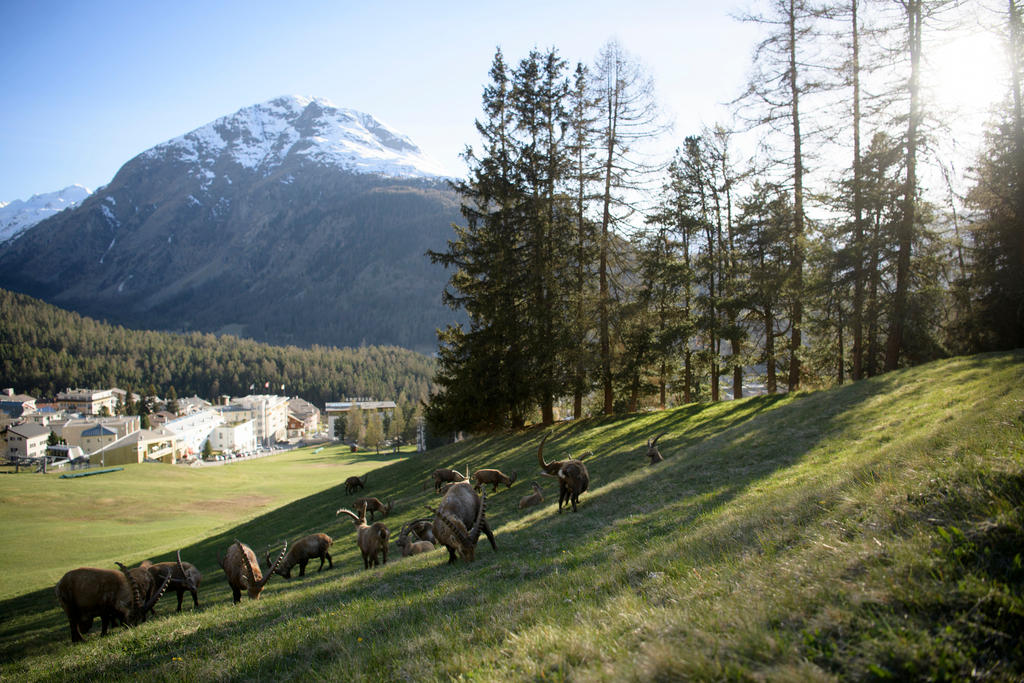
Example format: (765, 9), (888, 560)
(1, 351), (1022, 681)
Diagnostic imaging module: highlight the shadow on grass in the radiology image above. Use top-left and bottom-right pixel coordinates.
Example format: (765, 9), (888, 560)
(2, 358), (997, 672)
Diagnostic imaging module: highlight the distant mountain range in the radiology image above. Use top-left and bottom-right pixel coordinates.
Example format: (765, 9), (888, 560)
(0, 185), (91, 243)
(0, 96), (464, 353)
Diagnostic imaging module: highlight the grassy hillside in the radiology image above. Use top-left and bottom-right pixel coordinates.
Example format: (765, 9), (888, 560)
(1, 352), (1022, 680)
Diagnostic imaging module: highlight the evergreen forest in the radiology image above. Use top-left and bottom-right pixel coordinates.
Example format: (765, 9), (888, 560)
(0, 289), (435, 417)
(426, 3), (1024, 432)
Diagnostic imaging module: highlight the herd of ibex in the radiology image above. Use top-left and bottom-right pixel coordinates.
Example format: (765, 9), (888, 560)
(56, 550), (194, 642)
(54, 431), (669, 643)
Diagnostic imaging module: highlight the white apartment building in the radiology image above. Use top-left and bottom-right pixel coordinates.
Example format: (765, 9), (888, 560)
(209, 419), (257, 454)
(162, 409), (225, 457)
(227, 395), (289, 445)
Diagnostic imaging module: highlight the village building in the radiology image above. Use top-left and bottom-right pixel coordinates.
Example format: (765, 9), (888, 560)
(92, 428), (177, 466)
(55, 388), (118, 416)
(79, 424), (120, 455)
(0, 389), (37, 418)
(324, 400), (396, 440)
(57, 416), (141, 451)
(227, 395), (289, 446)
(162, 409), (225, 458)
(287, 397), (321, 440)
(3, 422), (50, 460)
(209, 419), (257, 454)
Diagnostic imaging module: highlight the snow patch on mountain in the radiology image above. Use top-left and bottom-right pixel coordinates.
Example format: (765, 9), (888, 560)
(142, 95), (447, 181)
(0, 185), (92, 243)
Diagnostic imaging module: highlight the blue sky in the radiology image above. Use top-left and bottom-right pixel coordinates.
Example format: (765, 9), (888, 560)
(0, 1), (1004, 202)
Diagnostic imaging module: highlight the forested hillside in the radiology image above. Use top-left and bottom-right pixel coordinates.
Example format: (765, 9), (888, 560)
(0, 288), (435, 409)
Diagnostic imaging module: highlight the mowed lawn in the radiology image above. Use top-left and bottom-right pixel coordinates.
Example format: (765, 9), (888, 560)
(0, 444), (408, 601)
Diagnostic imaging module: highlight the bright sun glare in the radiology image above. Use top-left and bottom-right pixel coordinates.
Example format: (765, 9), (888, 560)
(927, 27), (1009, 125)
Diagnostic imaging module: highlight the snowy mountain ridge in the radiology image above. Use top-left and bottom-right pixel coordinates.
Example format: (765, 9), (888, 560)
(0, 185), (91, 243)
(141, 95), (449, 180)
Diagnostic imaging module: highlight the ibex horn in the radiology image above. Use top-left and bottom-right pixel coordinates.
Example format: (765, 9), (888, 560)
(176, 549), (195, 590)
(337, 508), (361, 523)
(237, 542), (257, 589)
(469, 489), (487, 544)
(537, 433), (551, 470)
(259, 541), (288, 589)
(142, 570), (173, 614)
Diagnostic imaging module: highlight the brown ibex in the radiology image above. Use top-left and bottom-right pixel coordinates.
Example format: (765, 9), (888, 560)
(427, 482), (495, 564)
(344, 473), (368, 495)
(142, 550), (201, 612)
(537, 433), (590, 513)
(337, 508), (389, 569)
(396, 521), (435, 556)
(645, 432), (668, 465)
(518, 481), (545, 510)
(473, 468), (517, 493)
(266, 533), (334, 578)
(354, 496), (393, 520)
(218, 540), (288, 603)
(55, 564), (172, 643)
(406, 518), (436, 544)
(429, 467), (465, 492)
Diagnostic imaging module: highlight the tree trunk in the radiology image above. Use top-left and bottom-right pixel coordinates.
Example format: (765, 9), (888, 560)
(851, 0), (866, 380)
(787, 0), (805, 391)
(885, 0), (921, 371)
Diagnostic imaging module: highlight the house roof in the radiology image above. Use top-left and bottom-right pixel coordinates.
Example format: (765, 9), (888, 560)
(82, 424), (118, 437)
(6, 422), (50, 439)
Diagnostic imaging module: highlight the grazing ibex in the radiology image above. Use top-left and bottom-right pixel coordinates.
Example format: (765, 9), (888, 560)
(354, 496), (393, 520)
(645, 433), (668, 465)
(473, 468), (518, 493)
(218, 540), (288, 603)
(518, 481), (545, 510)
(142, 550), (201, 612)
(537, 433), (590, 513)
(344, 473), (368, 495)
(396, 521), (435, 557)
(427, 482), (495, 564)
(266, 533), (333, 578)
(429, 467), (465, 492)
(337, 508), (389, 569)
(55, 565), (172, 642)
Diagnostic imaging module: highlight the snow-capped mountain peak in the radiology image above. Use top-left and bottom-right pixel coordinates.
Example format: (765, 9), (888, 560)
(0, 184), (91, 243)
(142, 95), (448, 179)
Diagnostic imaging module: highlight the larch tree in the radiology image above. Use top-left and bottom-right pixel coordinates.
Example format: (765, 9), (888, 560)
(592, 39), (666, 414)
(734, 0), (824, 391)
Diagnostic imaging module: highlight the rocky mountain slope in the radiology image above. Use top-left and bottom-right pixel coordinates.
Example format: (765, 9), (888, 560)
(0, 96), (462, 352)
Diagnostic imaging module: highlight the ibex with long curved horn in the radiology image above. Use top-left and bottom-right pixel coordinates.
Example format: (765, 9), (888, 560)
(426, 482), (495, 563)
(537, 433), (590, 513)
(645, 433), (668, 465)
(218, 540), (287, 603)
(266, 533), (333, 578)
(55, 563), (172, 643)
(337, 508), (389, 569)
(139, 550), (201, 613)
